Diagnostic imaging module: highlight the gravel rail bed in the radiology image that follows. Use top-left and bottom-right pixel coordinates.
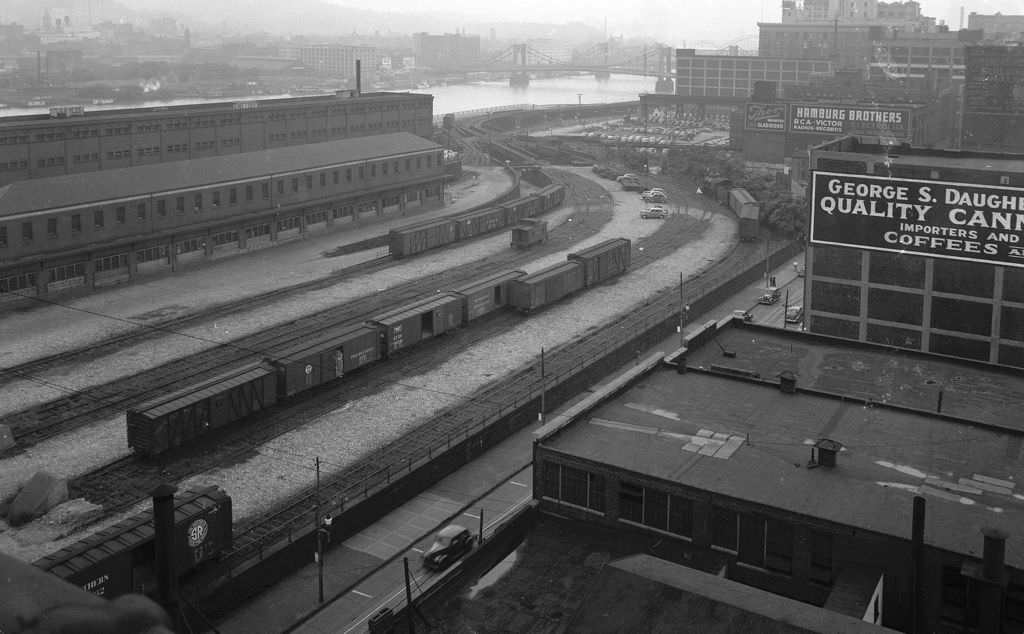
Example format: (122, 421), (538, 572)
(0, 171), (612, 453)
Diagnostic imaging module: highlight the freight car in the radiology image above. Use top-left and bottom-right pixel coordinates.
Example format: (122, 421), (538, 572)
(728, 188), (760, 241)
(389, 184), (565, 260)
(127, 363), (278, 457)
(33, 486), (231, 598)
(511, 218), (548, 249)
(125, 236), (629, 457)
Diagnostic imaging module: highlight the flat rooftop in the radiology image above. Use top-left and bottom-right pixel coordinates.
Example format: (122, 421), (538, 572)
(541, 326), (1024, 567)
(811, 135), (1024, 172)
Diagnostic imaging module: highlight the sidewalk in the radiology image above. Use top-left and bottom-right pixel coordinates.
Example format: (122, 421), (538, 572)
(212, 255), (807, 633)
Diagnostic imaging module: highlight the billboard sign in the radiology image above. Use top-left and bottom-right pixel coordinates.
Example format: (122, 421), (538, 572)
(745, 103), (787, 131)
(789, 104), (910, 138)
(811, 171), (1024, 267)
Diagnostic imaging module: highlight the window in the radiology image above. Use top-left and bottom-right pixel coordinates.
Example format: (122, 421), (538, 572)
(809, 530), (833, 585)
(319, 173), (326, 187)
(383, 162), (388, 175)
(346, 168), (352, 182)
(277, 180), (285, 195)
(370, 164), (376, 177)
(262, 183), (270, 199)
(94, 210), (104, 228)
(157, 200), (166, 217)
(405, 158), (410, 171)
(137, 203), (146, 221)
(245, 185), (254, 201)
(306, 174), (313, 190)
(416, 157), (421, 169)
(711, 507), (738, 551)
(764, 518), (794, 574)
(137, 245), (168, 264)
(176, 196), (185, 213)
(291, 177), (299, 192)
(72, 214), (81, 233)
(212, 191), (220, 208)
(94, 253), (128, 273)
(332, 171), (339, 185)
(394, 160), (399, 173)
(0, 226), (6, 247)
(47, 218), (57, 238)
(116, 206), (126, 224)
(194, 193), (203, 211)
(667, 495), (694, 538)
(358, 166), (364, 179)
(619, 481), (643, 523)
(22, 222), (33, 241)
(229, 188), (237, 205)
(427, 155), (433, 167)
(541, 463), (606, 512)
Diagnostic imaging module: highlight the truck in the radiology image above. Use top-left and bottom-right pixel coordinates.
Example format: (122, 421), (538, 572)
(786, 305), (804, 323)
(758, 287), (781, 305)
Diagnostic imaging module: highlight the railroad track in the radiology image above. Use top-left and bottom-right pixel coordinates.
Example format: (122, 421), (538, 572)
(66, 204), (713, 514)
(220, 216), (760, 569)
(0, 171), (613, 453)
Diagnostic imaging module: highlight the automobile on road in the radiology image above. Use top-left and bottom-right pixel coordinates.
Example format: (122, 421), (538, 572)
(423, 524), (474, 571)
(641, 206), (668, 219)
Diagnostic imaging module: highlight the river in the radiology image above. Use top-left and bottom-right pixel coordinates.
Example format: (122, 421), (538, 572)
(0, 74), (655, 119)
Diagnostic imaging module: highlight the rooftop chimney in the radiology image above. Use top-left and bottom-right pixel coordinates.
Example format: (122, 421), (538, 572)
(355, 60), (361, 96)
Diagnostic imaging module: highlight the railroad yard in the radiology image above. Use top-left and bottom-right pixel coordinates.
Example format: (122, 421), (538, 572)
(0, 158), (738, 570)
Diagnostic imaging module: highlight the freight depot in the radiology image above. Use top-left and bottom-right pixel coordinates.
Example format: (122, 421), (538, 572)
(883, 231), (998, 254)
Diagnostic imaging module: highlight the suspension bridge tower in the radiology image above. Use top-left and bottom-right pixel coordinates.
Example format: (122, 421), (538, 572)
(654, 46), (675, 94)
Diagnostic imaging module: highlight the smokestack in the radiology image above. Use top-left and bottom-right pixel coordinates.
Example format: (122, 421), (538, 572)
(911, 496), (925, 634)
(355, 59), (361, 95)
(982, 527), (1008, 582)
(151, 483), (179, 624)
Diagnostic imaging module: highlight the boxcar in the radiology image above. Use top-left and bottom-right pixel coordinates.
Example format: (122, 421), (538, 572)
(389, 218), (456, 259)
(367, 292), (464, 357)
(567, 238), (632, 287)
(728, 188), (760, 242)
(508, 261), (585, 312)
(33, 486), (232, 598)
(126, 363), (278, 457)
(510, 218), (548, 249)
(498, 194), (543, 224)
(535, 184), (565, 210)
(451, 270), (527, 322)
(269, 324), (382, 398)
(452, 206), (508, 240)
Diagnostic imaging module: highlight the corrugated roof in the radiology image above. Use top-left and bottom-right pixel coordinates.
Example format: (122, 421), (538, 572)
(451, 270), (527, 295)
(0, 133), (441, 217)
(368, 293), (462, 325)
(520, 262), (580, 283)
(130, 364), (274, 418)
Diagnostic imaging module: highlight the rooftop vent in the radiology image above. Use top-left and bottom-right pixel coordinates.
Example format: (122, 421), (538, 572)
(808, 438), (843, 468)
(778, 370), (798, 394)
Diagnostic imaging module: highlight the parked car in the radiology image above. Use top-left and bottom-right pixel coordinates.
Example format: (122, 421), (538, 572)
(422, 525), (474, 571)
(786, 305), (804, 323)
(641, 189), (666, 201)
(758, 287), (781, 305)
(641, 206), (668, 219)
(733, 309), (753, 322)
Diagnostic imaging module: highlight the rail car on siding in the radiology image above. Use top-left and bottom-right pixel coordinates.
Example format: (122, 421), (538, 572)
(388, 184), (566, 260)
(33, 486), (231, 598)
(511, 218), (548, 249)
(125, 233), (631, 458)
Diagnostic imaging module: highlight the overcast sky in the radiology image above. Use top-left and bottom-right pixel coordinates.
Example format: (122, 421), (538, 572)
(320, 0), (1024, 43)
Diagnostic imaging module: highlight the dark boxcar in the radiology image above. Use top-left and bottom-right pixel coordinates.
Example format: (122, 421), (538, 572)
(367, 292), (464, 357)
(451, 270), (527, 322)
(270, 324), (382, 398)
(126, 363), (278, 457)
(33, 486), (231, 598)
(498, 194), (543, 224)
(508, 261), (585, 312)
(567, 238), (632, 287)
(729, 187), (760, 242)
(453, 206), (508, 240)
(536, 184), (566, 210)
(511, 218), (548, 249)
(389, 218), (456, 259)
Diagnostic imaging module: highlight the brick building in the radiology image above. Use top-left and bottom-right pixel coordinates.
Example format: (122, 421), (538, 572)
(533, 323), (1024, 633)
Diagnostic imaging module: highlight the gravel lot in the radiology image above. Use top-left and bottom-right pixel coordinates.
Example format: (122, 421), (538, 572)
(0, 167), (737, 563)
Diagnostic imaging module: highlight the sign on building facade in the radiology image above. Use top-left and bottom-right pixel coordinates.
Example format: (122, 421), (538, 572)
(811, 171), (1024, 267)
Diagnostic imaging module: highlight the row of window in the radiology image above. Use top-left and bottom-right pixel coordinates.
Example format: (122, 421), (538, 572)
(0, 172), (439, 247)
(541, 463), (834, 583)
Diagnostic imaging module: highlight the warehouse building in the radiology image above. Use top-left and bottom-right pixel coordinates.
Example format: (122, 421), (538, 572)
(0, 133), (447, 300)
(805, 135), (1024, 367)
(533, 322), (1024, 633)
(0, 91), (434, 187)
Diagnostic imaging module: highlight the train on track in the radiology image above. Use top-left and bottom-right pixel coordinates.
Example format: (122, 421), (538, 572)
(33, 486), (232, 598)
(389, 184), (565, 258)
(699, 177), (761, 242)
(126, 237), (631, 457)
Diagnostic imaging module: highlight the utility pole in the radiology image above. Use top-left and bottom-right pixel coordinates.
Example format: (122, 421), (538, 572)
(404, 557), (416, 634)
(538, 347), (546, 422)
(678, 272), (686, 346)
